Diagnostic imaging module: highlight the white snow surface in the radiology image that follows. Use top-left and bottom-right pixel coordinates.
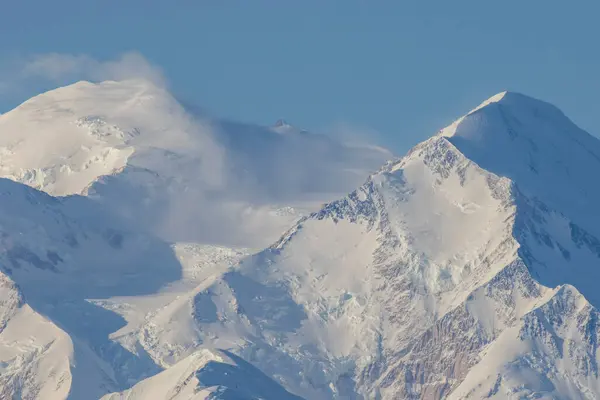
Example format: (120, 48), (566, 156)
(101, 349), (302, 400)
(2, 84), (600, 399)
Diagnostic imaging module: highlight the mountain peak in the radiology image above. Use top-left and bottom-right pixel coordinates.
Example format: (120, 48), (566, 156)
(464, 91), (566, 120)
(437, 90), (588, 150)
(270, 119), (307, 135)
(432, 90), (600, 239)
(473, 90), (509, 109)
(273, 119), (290, 128)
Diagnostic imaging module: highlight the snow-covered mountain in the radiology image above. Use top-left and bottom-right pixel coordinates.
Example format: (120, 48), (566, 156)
(0, 80), (390, 248)
(141, 91), (600, 400)
(0, 79), (389, 399)
(2, 84), (600, 399)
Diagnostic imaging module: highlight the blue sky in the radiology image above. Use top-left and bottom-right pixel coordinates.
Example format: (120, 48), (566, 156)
(1, 1), (599, 154)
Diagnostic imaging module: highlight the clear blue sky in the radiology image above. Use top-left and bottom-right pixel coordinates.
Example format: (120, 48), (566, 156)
(1, 1), (599, 154)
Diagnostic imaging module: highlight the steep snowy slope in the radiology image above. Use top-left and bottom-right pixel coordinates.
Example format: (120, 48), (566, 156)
(101, 349), (302, 400)
(0, 273), (73, 400)
(113, 92), (600, 400)
(0, 177), (183, 398)
(0, 178), (265, 399)
(0, 80), (390, 247)
(450, 284), (600, 399)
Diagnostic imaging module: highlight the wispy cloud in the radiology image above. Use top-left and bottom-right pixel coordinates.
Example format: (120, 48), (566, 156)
(0, 52), (166, 99)
(22, 52), (166, 86)
(325, 121), (392, 152)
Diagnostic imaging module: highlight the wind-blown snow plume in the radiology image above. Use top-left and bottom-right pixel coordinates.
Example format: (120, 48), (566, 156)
(0, 73), (391, 247)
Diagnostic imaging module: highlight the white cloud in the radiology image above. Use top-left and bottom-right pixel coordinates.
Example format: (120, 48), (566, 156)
(0, 52), (166, 100)
(21, 52), (166, 86)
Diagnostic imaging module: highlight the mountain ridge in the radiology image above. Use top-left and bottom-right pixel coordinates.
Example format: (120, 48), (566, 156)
(1, 84), (600, 399)
(198, 91), (600, 398)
